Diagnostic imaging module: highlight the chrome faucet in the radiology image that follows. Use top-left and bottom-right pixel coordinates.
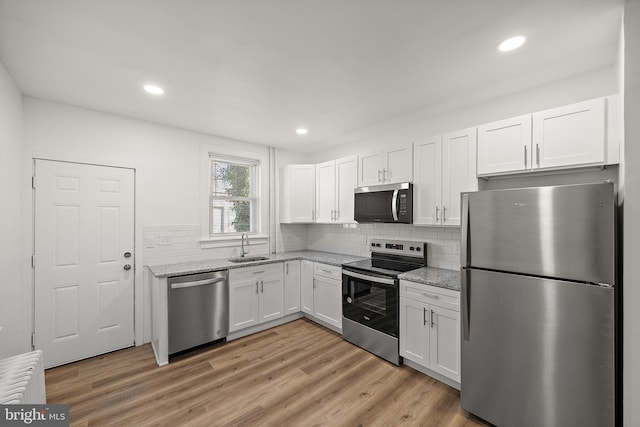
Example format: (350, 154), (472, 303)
(241, 232), (249, 257)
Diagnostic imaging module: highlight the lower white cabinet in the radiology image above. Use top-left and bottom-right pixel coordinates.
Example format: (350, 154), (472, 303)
(229, 263), (284, 332)
(301, 261), (342, 329)
(301, 260), (314, 314)
(399, 280), (460, 383)
(284, 260), (301, 315)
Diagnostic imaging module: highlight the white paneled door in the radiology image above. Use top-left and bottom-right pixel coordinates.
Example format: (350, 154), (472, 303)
(34, 160), (134, 368)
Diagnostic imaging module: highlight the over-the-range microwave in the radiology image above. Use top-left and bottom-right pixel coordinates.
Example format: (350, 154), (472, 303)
(354, 182), (413, 224)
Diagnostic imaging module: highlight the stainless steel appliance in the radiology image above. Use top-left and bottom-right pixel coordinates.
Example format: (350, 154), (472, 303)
(460, 183), (617, 427)
(354, 182), (413, 224)
(342, 239), (426, 365)
(168, 270), (229, 354)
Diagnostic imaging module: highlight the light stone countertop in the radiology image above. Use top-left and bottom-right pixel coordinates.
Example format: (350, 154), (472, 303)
(398, 267), (461, 291)
(147, 250), (368, 278)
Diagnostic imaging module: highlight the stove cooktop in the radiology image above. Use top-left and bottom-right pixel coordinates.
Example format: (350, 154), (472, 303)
(342, 239), (428, 278)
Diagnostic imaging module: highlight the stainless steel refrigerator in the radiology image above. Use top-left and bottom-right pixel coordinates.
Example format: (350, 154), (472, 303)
(460, 183), (617, 427)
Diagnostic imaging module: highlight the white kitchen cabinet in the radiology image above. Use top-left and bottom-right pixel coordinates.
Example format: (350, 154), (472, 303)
(399, 280), (460, 384)
(313, 264), (342, 329)
(477, 114), (532, 175)
(301, 260), (314, 315)
(301, 262), (342, 329)
(477, 96), (618, 177)
(315, 155), (358, 223)
(284, 260), (301, 315)
(533, 97), (606, 169)
(358, 143), (413, 186)
(280, 164), (316, 223)
(413, 128), (477, 226)
(229, 263), (284, 332)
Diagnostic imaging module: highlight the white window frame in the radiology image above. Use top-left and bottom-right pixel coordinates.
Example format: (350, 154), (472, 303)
(208, 155), (258, 236)
(199, 143), (269, 248)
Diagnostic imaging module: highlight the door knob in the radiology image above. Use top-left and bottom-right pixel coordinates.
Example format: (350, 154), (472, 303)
(124, 252), (132, 258)
(123, 264), (132, 271)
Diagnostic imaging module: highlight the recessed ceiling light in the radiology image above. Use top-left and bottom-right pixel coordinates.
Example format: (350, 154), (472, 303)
(498, 35), (526, 52)
(143, 84), (164, 95)
(296, 128), (308, 135)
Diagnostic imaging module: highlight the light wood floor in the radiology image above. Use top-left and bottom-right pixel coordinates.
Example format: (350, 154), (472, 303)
(45, 318), (488, 426)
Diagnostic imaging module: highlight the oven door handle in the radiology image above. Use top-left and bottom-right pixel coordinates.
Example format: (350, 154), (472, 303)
(342, 269), (396, 286)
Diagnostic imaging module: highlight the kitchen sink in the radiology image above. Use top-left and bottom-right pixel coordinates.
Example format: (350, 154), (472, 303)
(228, 256), (270, 263)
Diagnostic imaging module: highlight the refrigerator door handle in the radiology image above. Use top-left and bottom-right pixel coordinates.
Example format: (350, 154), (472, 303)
(461, 268), (470, 340)
(461, 193), (470, 266)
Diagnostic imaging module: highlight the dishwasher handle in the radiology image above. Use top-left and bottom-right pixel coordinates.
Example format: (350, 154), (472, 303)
(170, 277), (227, 289)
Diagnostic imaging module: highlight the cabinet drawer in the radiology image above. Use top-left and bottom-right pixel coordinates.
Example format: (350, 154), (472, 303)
(229, 262), (283, 282)
(314, 263), (342, 281)
(400, 280), (459, 311)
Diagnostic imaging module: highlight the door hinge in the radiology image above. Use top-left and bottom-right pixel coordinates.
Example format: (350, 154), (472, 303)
(32, 176), (35, 189)
(31, 333), (36, 348)
(31, 255), (35, 268)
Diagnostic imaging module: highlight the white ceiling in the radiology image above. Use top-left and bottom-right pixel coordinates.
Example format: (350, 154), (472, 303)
(0, 0), (623, 152)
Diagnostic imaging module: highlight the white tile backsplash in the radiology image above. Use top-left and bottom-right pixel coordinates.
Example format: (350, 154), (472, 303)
(142, 225), (269, 266)
(306, 223), (461, 270)
(144, 222), (461, 270)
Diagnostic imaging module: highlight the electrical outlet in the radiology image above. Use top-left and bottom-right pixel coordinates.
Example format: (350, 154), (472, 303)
(144, 237), (156, 248)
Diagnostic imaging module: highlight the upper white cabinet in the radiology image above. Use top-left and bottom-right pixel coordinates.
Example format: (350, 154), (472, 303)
(477, 96), (619, 176)
(477, 114), (532, 175)
(413, 128), (477, 227)
(358, 143), (413, 186)
(533, 98), (605, 169)
(280, 164), (315, 223)
(315, 155), (358, 223)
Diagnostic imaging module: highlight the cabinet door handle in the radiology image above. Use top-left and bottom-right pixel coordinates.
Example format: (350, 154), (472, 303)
(423, 307), (427, 326)
(286, 263), (289, 274)
(536, 144), (540, 167)
(422, 292), (440, 300)
(442, 206), (447, 223)
(377, 169), (382, 182)
(524, 145), (528, 168)
(261, 280), (264, 293)
(255, 281), (259, 294)
(435, 206), (439, 222)
(312, 210), (315, 221)
(430, 309), (435, 328)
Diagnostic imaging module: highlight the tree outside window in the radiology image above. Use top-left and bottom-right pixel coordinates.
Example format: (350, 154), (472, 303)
(210, 157), (258, 235)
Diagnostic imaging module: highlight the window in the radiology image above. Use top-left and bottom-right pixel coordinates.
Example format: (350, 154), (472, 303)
(209, 156), (258, 236)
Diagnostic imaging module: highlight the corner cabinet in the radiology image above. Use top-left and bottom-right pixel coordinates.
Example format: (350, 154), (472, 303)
(413, 128), (477, 226)
(477, 96), (620, 176)
(315, 155), (358, 223)
(358, 143), (413, 186)
(300, 260), (314, 315)
(280, 164), (316, 223)
(284, 260), (301, 315)
(399, 280), (460, 385)
(229, 263), (284, 332)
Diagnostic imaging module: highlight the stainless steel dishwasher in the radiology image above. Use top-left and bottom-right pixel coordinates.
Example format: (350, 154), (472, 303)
(168, 270), (229, 354)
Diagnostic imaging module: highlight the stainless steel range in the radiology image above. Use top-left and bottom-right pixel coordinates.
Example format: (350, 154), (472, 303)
(342, 239), (427, 365)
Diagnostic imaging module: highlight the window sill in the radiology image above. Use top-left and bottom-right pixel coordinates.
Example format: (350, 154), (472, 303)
(199, 234), (269, 249)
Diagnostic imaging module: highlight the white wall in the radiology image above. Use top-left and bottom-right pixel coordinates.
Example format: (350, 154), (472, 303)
(0, 61), (26, 358)
(623, 2), (640, 425)
(22, 97), (271, 345)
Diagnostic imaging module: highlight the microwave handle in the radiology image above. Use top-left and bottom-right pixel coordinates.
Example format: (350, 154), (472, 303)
(391, 189), (399, 221)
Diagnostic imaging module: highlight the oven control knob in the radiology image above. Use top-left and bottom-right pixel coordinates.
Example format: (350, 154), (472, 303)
(347, 297), (352, 304)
